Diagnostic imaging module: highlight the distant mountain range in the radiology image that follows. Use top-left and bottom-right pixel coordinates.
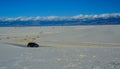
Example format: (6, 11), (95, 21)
(0, 13), (120, 27)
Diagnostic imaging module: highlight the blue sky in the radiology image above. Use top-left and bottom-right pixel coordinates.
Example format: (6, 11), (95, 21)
(0, 0), (120, 17)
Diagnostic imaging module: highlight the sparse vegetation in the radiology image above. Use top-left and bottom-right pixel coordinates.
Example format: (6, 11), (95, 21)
(32, 38), (36, 41)
(6, 37), (10, 39)
(23, 38), (27, 41)
(36, 35), (40, 38)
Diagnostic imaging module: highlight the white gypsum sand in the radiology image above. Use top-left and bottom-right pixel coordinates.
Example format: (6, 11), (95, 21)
(0, 25), (120, 69)
(0, 25), (120, 47)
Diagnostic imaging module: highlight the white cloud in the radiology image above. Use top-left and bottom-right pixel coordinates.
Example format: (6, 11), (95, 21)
(72, 13), (120, 19)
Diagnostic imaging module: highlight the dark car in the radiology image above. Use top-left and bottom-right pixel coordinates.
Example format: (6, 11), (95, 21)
(27, 42), (39, 47)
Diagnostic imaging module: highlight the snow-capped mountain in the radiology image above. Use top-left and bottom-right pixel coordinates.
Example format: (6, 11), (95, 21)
(0, 13), (120, 26)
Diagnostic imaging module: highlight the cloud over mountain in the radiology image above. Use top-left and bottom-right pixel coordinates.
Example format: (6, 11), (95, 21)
(0, 13), (120, 26)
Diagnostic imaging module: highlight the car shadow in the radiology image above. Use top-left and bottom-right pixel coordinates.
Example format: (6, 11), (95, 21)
(4, 42), (50, 48)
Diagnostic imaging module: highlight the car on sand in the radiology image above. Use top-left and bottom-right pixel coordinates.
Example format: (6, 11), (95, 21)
(27, 42), (39, 47)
